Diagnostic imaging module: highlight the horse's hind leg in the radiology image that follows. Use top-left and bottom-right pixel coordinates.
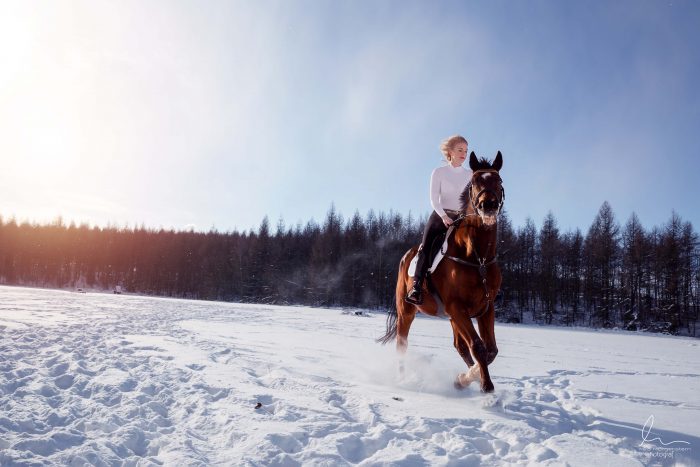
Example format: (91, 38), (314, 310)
(396, 296), (416, 355)
(389, 247), (422, 378)
(395, 278), (417, 378)
(394, 255), (417, 355)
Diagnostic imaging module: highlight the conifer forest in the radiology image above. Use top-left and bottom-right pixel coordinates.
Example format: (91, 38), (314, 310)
(1, 202), (698, 336)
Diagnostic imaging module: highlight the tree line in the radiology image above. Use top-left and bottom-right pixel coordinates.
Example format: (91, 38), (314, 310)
(0, 201), (698, 335)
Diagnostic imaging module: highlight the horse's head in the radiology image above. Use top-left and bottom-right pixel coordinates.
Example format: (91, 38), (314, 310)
(460, 151), (505, 227)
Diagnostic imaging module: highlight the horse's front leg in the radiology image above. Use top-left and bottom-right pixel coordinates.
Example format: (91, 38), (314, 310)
(477, 301), (498, 365)
(450, 320), (474, 367)
(451, 320), (480, 389)
(449, 310), (494, 393)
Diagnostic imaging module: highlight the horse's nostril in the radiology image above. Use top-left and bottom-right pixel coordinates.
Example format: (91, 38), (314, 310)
(483, 200), (498, 211)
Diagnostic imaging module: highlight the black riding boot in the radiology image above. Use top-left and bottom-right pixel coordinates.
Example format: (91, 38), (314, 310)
(405, 245), (428, 305)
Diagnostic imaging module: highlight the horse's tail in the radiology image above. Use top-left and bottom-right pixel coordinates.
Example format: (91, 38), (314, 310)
(376, 306), (398, 345)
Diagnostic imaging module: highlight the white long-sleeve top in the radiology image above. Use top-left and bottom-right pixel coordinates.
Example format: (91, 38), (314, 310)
(430, 164), (472, 217)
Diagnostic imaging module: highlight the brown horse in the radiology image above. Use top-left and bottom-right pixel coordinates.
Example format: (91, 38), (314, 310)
(378, 151), (504, 393)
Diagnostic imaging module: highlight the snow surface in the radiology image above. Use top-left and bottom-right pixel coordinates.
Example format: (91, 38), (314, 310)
(1, 285), (698, 466)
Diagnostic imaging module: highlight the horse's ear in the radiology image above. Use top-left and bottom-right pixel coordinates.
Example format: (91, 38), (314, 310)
(492, 151), (503, 171)
(469, 152), (479, 171)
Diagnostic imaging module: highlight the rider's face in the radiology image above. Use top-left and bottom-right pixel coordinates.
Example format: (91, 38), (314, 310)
(448, 143), (468, 166)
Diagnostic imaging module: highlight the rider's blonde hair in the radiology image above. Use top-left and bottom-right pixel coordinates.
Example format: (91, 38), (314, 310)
(440, 135), (468, 161)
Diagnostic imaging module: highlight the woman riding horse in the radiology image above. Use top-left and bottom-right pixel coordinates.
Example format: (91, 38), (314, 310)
(380, 144), (504, 393)
(405, 135), (472, 305)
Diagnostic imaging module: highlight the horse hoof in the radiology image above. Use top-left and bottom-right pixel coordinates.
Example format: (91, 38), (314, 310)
(480, 381), (495, 393)
(454, 373), (472, 389)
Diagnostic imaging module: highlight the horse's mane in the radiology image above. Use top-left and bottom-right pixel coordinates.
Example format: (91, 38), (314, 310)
(459, 157), (495, 212)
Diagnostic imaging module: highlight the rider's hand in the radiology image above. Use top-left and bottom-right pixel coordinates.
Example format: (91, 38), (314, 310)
(441, 215), (453, 227)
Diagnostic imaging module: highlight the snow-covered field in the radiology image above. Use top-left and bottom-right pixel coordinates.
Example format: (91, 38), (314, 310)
(0, 286), (698, 466)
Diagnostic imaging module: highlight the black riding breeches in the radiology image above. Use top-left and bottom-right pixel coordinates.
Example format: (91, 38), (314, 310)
(414, 209), (460, 279)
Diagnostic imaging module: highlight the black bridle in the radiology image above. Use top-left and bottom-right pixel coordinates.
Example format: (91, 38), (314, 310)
(465, 170), (506, 218)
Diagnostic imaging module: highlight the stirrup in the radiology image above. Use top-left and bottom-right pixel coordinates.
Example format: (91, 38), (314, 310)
(405, 285), (423, 305)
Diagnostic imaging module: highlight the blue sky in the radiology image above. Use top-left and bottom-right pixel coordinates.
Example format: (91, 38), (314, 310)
(1, 0), (698, 234)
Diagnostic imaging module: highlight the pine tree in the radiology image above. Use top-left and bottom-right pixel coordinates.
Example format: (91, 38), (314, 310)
(538, 212), (560, 324)
(583, 201), (621, 328)
(621, 213), (647, 330)
(496, 211), (518, 321)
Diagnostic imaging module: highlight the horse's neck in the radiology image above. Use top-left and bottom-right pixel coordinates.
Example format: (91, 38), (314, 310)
(454, 219), (498, 260)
